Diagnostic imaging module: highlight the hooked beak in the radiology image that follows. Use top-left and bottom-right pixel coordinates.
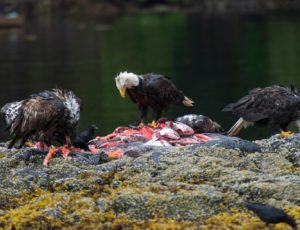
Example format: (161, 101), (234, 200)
(119, 87), (126, 98)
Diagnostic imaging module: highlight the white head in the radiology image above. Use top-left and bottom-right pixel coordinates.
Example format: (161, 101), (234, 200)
(115, 71), (139, 97)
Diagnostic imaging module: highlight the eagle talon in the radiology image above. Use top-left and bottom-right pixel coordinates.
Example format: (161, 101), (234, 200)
(138, 122), (145, 128)
(279, 130), (292, 139)
(25, 140), (35, 148)
(148, 120), (159, 128)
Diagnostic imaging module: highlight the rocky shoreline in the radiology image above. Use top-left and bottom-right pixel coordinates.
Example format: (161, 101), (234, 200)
(0, 134), (299, 229)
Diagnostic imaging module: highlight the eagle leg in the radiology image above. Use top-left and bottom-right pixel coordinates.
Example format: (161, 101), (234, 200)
(152, 109), (162, 122)
(128, 105), (147, 128)
(148, 109), (162, 128)
(139, 105), (148, 126)
(7, 138), (18, 149)
(8, 134), (28, 149)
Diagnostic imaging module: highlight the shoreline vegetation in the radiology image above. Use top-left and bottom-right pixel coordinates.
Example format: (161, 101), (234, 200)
(50, 0), (300, 13)
(19, 0), (300, 20)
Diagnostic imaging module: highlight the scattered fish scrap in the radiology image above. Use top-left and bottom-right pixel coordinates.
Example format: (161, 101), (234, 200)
(88, 121), (214, 153)
(39, 121), (215, 165)
(38, 120), (261, 166)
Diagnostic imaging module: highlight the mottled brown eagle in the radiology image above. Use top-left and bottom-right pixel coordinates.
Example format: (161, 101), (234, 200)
(0, 88), (81, 148)
(223, 85), (300, 136)
(115, 71), (194, 126)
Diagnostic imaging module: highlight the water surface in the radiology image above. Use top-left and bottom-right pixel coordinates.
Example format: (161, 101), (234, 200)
(1, 12), (300, 141)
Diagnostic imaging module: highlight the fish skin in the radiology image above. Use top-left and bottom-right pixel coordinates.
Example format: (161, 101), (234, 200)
(158, 127), (180, 140)
(169, 122), (194, 136)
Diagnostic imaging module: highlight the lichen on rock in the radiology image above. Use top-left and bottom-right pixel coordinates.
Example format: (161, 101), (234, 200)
(0, 134), (299, 229)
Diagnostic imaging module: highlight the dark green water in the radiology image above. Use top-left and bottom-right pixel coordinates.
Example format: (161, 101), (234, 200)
(1, 12), (300, 141)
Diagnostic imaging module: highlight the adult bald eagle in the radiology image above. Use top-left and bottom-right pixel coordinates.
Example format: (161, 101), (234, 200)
(0, 88), (81, 149)
(223, 85), (300, 136)
(115, 71), (194, 126)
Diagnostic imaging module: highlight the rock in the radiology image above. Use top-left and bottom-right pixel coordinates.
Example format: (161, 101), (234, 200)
(188, 133), (262, 154)
(95, 198), (110, 212)
(0, 133), (299, 228)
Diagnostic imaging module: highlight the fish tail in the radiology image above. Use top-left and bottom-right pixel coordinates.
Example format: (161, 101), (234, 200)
(182, 96), (194, 107)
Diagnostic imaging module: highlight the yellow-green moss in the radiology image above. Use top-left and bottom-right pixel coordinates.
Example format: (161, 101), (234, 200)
(0, 153), (7, 159)
(0, 189), (195, 229)
(288, 166), (300, 172)
(200, 207), (300, 230)
(0, 185), (299, 230)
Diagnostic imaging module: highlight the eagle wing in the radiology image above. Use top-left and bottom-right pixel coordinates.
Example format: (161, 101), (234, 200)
(223, 86), (300, 122)
(22, 97), (65, 132)
(9, 96), (66, 147)
(142, 74), (183, 103)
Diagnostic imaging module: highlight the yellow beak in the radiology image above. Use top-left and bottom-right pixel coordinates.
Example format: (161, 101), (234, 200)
(119, 87), (126, 98)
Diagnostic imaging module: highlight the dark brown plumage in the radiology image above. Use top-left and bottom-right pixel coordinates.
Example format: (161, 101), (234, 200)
(1, 88), (81, 149)
(223, 85), (300, 136)
(115, 71), (194, 124)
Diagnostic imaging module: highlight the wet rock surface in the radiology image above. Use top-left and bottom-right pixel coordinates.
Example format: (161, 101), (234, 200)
(0, 134), (299, 229)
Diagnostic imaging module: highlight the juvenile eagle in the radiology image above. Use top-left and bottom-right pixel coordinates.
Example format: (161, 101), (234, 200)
(115, 71), (194, 126)
(1, 88), (81, 148)
(223, 85), (300, 136)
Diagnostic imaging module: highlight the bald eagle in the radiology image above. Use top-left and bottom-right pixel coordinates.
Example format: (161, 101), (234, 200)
(223, 85), (300, 136)
(115, 71), (194, 126)
(1, 88), (81, 149)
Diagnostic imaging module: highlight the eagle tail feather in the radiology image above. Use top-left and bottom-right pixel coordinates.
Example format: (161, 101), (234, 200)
(182, 96), (194, 107)
(227, 117), (253, 136)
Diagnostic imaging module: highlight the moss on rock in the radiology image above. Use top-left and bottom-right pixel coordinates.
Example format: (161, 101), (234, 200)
(0, 135), (299, 228)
